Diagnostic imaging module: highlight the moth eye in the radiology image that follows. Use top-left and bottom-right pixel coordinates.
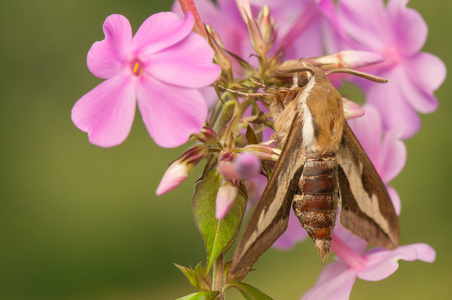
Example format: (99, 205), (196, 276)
(297, 75), (309, 87)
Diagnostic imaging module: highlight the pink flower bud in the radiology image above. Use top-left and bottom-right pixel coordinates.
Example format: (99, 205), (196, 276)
(217, 160), (239, 184)
(234, 153), (262, 180)
(192, 126), (219, 145)
(215, 181), (239, 219)
(236, 0), (267, 58)
(258, 5), (276, 50)
(156, 144), (208, 195)
(206, 25), (233, 77)
(303, 51), (385, 69)
(156, 161), (191, 196)
(342, 98), (365, 119)
(240, 144), (281, 161)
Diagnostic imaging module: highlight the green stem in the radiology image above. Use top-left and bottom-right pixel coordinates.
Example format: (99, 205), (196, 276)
(212, 252), (225, 299)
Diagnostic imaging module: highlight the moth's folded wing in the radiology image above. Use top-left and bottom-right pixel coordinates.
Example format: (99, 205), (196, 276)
(336, 122), (399, 249)
(229, 115), (306, 280)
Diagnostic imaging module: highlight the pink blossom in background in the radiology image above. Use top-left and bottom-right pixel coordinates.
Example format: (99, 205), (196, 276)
(234, 153), (262, 180)
(173, 0), (338, 71)
(173, 0), (252, 74)
(72, 12), (221, 148)
(301, 227), (436, 300)
(273, 212), (308, 249)
(265, 0), (343, 59)
(335, 0), (446, 139)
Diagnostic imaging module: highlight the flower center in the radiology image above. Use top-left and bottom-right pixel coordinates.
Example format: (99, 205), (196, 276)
(131, 60), (144, 77)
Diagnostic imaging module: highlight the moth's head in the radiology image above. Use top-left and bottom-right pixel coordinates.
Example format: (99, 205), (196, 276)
(287, 62), (327, 89)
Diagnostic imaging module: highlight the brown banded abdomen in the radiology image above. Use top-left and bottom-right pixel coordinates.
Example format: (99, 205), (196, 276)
(292, 153), (338, 261)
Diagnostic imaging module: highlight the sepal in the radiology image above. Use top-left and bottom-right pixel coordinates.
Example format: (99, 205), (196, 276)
(192, 126), (220, 145)
(174, 263), (212, 292)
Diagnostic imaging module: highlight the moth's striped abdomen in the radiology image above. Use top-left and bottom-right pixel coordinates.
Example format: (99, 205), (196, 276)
(292, 153), (338, 261)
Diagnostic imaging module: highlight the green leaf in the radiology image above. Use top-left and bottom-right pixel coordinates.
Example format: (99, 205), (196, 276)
(193, 169), (247, 272)
(173, 263), (200, 290)
(226, 281), (273, 300)
(176, 291), (220, 300)
(246, 125), (259, 145)
(194, 263), (212, 292)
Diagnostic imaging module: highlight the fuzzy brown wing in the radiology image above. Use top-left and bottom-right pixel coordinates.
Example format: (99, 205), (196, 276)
(228, 115), (306, 280)
(337, 122), (399, 249)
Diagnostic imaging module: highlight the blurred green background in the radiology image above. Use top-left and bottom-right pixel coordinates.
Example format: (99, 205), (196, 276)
(0, 0), (450, 299)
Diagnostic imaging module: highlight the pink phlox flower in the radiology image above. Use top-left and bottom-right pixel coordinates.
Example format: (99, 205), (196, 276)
(243, 173), (267, 206)
(347, 104), (406, 214)
(173, 0), (253, 75)
(335, 0), (446, 139)
(173, 0), (340, 69)
(301, 226), (436, 300)
(268, 0), (345, 59)
(72, 12), (221, 148)
(273, 211), (309, 249)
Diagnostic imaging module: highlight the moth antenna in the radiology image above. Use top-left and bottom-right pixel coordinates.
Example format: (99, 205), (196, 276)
(214, 83), (275, 98)
(215, 83), (290, 109)
(324, 68), (389, 83)
(248, 77), (280, 93)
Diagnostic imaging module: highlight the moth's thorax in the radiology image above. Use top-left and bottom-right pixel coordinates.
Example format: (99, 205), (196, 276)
(271, 65), (345, 153)
(300, 72), (344, 153)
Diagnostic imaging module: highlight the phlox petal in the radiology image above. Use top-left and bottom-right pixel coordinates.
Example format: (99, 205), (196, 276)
(301, 261), (356, 300)
(289, 17), (324, 58)
(133, 12), (194, 56)
(379, 128), (406, 183)
(87, 14), (133, 79)
(334, 225), (368, 255)
(394, 63), (437, 114)
(147, 33), (221, 88)
(357, 243), (435, 281)
(366, 69), (421, 139)
(408, 52), (447, 92)
(347, 105), (382, 165)
(386, 186), (401, 216)
(387, 0), (427, 56)
(399, 53), (446, 114)
(72, 74), (136, 147)
(136, 75), (208, 148)
(338, 0), (389, 49)
(273, 212), (308, 250)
